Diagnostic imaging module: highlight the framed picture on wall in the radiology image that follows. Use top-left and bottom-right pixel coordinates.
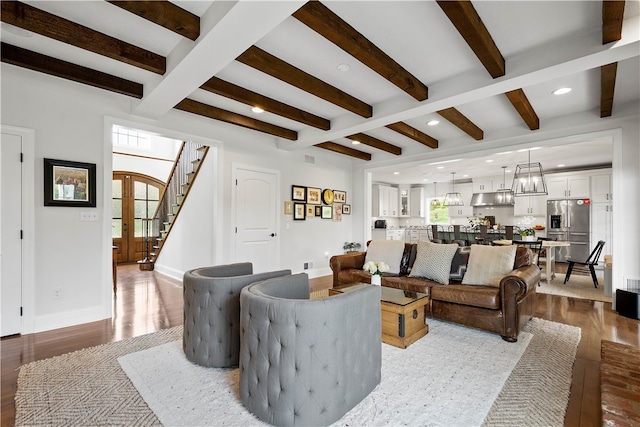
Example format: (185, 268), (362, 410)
(307, 187), (321, 204)
(44, 158), (96, 207)
(293, 203), (306, 220)
(333, 203), (343, 222)
(321, 205), (332, 219)
(342, 204), (351, 214)
(315, 206), (322, 217)
(306, 204), (315, 217)
(284, 201), (293, 215)
(334, 190), (346, 203)
(292, 185), (306, 202)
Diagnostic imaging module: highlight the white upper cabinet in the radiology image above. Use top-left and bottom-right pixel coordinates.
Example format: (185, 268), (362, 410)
(398, 186), (410, 217)
(591, 174), (612, 203)
(546, 175), (590, 199)
(410, 187), (424, 217)
(472, 179), (493, 193)
(448, 183), (473, 217)
(514, 195), (546, 216)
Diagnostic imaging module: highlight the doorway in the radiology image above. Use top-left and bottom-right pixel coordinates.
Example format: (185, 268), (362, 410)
(112, 172), (165, 263)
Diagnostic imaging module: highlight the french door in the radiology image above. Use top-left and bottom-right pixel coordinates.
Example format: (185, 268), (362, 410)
(112, 172), (165, 263)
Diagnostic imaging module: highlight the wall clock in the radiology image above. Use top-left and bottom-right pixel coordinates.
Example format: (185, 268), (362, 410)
(322, 189), (334, 205)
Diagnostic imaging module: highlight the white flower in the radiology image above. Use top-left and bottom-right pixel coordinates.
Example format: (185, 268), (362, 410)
(363, 260), (389, 275)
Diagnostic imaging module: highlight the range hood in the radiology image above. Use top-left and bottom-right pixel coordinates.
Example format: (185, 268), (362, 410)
(470, 192), (515, 207)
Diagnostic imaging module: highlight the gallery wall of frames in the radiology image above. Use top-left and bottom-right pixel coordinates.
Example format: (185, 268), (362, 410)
(285, 185), (350, 222)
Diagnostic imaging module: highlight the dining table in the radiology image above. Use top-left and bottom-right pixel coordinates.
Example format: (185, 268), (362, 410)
(492, 240), (571, 281)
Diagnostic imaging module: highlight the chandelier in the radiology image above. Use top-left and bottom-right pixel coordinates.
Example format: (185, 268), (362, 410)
(511, 150), (548, 196)
(443, 172), (464, 206)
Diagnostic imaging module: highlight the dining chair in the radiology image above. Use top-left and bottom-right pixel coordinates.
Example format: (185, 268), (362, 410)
(564, 240), (606, 288)
(512, 240), (543, 286)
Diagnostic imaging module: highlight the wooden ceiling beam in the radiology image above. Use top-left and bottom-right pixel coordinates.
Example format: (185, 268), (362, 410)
(437, 107), (484, 140)
(293, 1), (428, 101)
(0, 1), (166, 74)
(601, 62), (618, 117)
(505, 89), (539, 130)
(175, 99), (298, 141)
(1, 42), (143, 98)
(386, 122), (438, 149)
(346, 133), (402, 155)
(436, 0), (505, 78)
(602, 1), (626, 44)
(201, 77), (331, 130)
(107, 1), (200, 41)
(236, 46), (372, 118)
(314, 142), (371, 161)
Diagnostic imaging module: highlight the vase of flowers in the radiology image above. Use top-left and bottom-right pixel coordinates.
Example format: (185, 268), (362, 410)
(520, 228), (536, 241)
(363, 261), (389, 286)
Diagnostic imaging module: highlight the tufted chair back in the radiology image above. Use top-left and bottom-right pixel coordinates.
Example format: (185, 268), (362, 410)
(239, 273), (381, 426)
(183, 262), (291, 368)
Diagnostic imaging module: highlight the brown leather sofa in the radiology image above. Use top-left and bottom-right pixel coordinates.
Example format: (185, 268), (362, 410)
(330, 244), (540, 342)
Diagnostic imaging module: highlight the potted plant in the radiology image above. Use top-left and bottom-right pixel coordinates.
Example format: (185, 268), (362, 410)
(343, 242), (362, 253)
(520, 228), (536, 241)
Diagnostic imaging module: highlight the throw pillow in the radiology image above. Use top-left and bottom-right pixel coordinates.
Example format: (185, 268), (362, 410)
(399, 244), (417, 275)
(409, 240), (459, 285)
(364, 240), (405, 274)
(449, 246), (471, 282)
(462, 244), (517, 287)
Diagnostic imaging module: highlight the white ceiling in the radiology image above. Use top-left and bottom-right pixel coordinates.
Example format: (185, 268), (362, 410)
(2, 1), (638, 185)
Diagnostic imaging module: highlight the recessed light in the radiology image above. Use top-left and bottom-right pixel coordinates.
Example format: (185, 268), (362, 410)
(337, 63), (351, 72)
(486, 159), (494, 163)
(552, 87), (572, 95)
(251, 106), (264, 113)
(557, 164), (565, 167)
(437, 166), (444, 169)
(351, 140), (360, 145)
(506, 170), (512, 173)
(427, 120), (440, 126)
(462, 174), (469, 177)
(496, 151), (512, 155)
(393, 172), (400, 175)
(423, 179), (428, 182)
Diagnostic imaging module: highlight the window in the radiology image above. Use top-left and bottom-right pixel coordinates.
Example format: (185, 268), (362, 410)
(112, 125), (151, 151)
(428, 197), (449, 224)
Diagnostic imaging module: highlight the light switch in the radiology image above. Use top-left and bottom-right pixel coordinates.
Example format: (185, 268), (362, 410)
(80, 211), (98, 221)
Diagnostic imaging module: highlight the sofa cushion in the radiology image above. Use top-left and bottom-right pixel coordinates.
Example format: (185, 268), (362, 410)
(449, 246), (471, 282)
(399, 244), (417, 275)
(338, 269), (399, 286)
(462, 244), (517, 287)
(430, 284), (501, 310)
(409, 240), (459, 285)
(514, 246), (534, 268)
(364, 240), (405, 274)
(382, 275), (435, 295)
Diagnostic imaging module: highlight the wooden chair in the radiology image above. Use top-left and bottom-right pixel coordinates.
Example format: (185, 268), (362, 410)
(564, 240), (606, 288)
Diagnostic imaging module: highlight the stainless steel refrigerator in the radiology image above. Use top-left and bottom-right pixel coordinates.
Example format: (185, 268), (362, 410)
(547, 199), (591, 262)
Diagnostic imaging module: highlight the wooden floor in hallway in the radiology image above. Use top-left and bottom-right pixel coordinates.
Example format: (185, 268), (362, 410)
(2, 263), (638, 426)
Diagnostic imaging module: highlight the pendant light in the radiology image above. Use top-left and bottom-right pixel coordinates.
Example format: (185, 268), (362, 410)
(495, 166), (514, 205)
(443, 172), (464, 206)
(431, 182), (442, 208)
(511, 149), (548, 196)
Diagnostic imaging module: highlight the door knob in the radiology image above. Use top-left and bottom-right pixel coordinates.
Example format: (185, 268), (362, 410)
(270, 233), (276, 237)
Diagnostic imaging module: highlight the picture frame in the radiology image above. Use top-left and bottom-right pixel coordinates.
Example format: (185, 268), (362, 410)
(293, 203), (306, 220)
(342, 204), (351, 214)
(292, 185), (306, 202)
(306, 187), (321, 205)
(333, 190), (347, 203)
(333, 203), (343, 222)
(44, 158), (96, 207)
(321, 205), (332, 219)
(284, 201), (293, 215)
(306, 204), (315, 217)
(315, 206), (322, 217)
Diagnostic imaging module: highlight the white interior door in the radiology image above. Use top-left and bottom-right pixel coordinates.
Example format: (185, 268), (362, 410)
(235, 167), (278, 273)
(1, 133), (23, 336)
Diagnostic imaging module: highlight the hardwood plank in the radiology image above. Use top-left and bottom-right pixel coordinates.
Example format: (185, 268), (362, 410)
(1, 43), (143, 99)
(601, 62), (618, 118)
(0, 1), (166, 74)
(175, 98), (298, 141)
(504, 89), (540, 130)
(436, 0), (505, 78)
(602, 1), (626, 44)
(236, 46), (372, 118)
(386, 122), (438, 149)
(201, 77), (331, 130)
(107, 0), (200, 41)
(314, 142), (371, 161)
(293, 1), (428, 101)
(346, 133), (402, 155)
(437, 107), (484, 140)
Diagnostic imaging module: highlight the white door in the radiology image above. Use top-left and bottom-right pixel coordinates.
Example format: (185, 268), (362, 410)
(1, 133), (23, 336)
(235, 168), (278, 273)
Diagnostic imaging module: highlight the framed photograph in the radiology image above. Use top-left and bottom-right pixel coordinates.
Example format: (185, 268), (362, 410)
(334, 190), (347, 203)
(44, 158), (96, 207)
(333, 203), (343, 222)
(342, 204), (351, 214)
(315, 206), (322, 217)
(306, 204), (315, 217)
(293, 203), (306, 220)
(292, 185), (306, 202)
(321, 205), (332, 219)
(284, 201), (293, 215)
(306, 187), (321, 205)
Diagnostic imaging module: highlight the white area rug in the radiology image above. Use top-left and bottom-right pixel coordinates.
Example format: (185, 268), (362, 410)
(538, 272), (611, 303)
(119, 319), (533, 427)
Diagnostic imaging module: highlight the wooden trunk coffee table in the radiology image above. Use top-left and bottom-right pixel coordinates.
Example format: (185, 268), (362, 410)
(329, 283), (429, 349)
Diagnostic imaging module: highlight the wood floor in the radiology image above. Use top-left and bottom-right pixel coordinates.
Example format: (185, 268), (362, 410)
(2, 264), (639, 427)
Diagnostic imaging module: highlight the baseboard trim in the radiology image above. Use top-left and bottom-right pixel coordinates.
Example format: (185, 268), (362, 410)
(33, 305), (109, 333)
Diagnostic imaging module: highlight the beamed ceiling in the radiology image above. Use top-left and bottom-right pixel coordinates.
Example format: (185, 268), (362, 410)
(1, 0), (638, 169)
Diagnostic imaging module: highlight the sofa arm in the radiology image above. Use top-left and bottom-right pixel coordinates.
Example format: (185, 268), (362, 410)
(329, 252), (366, 287)
(500, 264), (540, 341)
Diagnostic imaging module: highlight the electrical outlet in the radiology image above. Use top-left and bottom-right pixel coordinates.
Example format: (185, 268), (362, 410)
(53, 287), (62, 299)
(303, 261), (313, 270)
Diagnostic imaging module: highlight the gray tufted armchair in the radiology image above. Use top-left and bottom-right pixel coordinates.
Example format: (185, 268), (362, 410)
(183, 262), (291, 368)
(239, 273), (381, 426)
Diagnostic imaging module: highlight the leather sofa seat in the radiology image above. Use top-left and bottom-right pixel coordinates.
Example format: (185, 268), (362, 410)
(430, 284), (500, 310)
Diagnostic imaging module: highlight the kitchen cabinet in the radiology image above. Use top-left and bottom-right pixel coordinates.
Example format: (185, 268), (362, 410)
(386, 229), (405, 241)
(405, 229), (429, 243)
(472, 179), (493, 193)
(389, 187), (399, 216)
(492, 179), (511, 191)
(547, 175), (590, 199)
(448, 183), (473, 217)
(399, 186), (410, 217)
(591, 203), (612, 262)
(591, 174), (612, 203)
(410, 187), (424, 217)
(372, 184), (399, 217)
(514, 195), (546, 216)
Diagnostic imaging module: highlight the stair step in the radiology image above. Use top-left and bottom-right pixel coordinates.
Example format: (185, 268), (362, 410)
(176, 194), (185, 205)
(181, 183), (189, 194)
(172, 204), (179, 215)
(186, 172), (195, 184)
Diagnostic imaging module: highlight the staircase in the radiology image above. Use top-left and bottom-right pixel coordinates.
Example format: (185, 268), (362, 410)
(142, 141), (209, 269)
